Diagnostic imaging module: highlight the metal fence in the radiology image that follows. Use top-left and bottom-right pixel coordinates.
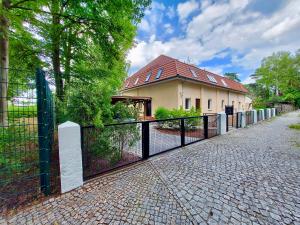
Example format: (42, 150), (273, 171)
(81, 115), (219, 180)
(0, 68), (59, 212)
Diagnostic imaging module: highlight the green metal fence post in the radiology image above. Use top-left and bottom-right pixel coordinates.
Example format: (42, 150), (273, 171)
(36, 68), (52, 195)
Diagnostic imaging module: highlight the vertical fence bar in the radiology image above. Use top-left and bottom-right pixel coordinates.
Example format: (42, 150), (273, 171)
(226, 114), (229, 132)
(142, 121), (150, 159)
(204, 116), (208, 139)
(236, 113), (239, 128)
(180, 118), (185, 147)
(36, 69), (51, 195)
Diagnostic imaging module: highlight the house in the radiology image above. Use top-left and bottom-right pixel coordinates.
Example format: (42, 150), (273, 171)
(121, 55), (251, 117)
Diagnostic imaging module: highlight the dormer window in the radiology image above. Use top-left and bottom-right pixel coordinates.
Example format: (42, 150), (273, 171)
(190, 69), (198, 78)
(145, 72), (152, 82)
(134, 78), (139, 85)
(221, 79), (228, 87)
(156, 68), (163, 79)
(207, 74), (217, 83)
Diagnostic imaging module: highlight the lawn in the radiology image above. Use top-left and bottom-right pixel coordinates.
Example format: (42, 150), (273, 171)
(289, 123), (300, 130)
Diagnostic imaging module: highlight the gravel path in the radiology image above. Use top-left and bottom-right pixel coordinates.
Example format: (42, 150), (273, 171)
(2, 111), (300, 225)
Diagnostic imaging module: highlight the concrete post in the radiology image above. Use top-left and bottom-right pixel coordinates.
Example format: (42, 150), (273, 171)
(58, 121), (83, 193)
(218, 112), (227, 134)
(272, 108), (276, 117)
(252, 110), (257, 124)
(260, 109), (265, 120)
(267, 108), (271, 119)
(240, 111), (246, 128)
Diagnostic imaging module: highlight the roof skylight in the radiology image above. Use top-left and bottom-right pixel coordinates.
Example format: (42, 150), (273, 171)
(221, 79), (228, 87)
(207, 74), (217, 83)
(155, 68), (163, 79)
(190, 69), (198, 78)
(145, 72), (152, 82)
(134, 78), (139, 85)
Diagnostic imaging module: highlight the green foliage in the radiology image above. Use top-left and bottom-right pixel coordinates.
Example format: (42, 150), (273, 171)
(7, 105), (37, 119)
(253, 50), (300, 107)
(155, 106), (201, 119)
(289, 123), (300, 130)
(62, 82), (114, 127)
(112, 101), (139, 122)
(155, 107), (171, 119)
(0, 125), (38, 180)
(91, 102), (140, 164)
(154, 106), (201, 129)
(224, 72), (241, 82)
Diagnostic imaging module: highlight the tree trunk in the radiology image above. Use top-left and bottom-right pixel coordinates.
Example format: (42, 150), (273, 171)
(64, 27), (72, 84)
(51, 0), (63, 99)
(0, 0), (10, 127)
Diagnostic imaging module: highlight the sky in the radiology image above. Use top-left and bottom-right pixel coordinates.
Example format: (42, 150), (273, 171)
(126, 0), (300, 84)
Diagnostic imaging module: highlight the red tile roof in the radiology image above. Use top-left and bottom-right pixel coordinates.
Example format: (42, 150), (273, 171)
(124, 55), (248, 93)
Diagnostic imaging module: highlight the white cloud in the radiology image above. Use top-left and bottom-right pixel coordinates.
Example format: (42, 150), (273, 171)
(164, 23), (174, 34)
(177, 0), (200, 22)
(242, 76), (256, 84)
(128, 0), (300, 76)
(166, 6), (176, 19)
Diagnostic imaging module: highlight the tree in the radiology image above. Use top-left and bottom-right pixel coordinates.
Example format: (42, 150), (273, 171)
(224, 72), (241, 82)
(0, 0), (42, 126)
(252, 50), (300, 107)
(32, 0), (151, 98)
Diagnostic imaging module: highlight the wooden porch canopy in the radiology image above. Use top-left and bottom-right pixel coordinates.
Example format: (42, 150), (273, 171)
(111, 95), (152, 104)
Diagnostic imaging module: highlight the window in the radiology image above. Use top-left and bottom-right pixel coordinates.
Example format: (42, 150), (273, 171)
(208, 99), (212, 110)
(155, 68), (163, 79)
(185, 98), (191, 110)
(221, 100), (224, 109)
(134, 78), (139, 85)
(145, 72), (152, 82)
(207, 74), (217, 83)
(221, 79), (228, 87)
(190, 69), (198, 78)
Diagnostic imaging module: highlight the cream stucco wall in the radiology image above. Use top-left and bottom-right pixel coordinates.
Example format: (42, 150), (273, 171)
(121, 79), (249, 116)
(122, 80), (179, 115)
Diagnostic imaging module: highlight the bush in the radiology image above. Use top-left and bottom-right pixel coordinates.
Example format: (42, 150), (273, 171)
(154, 106), (201, 129)
(90, 102), (140, 164)
(154, 107), (171, 120)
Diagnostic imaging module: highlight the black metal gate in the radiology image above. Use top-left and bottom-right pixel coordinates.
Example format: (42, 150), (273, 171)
(81, 115), (218, 180)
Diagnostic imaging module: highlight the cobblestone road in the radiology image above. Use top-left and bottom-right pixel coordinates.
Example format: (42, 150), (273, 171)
(2, 111), (300, 225)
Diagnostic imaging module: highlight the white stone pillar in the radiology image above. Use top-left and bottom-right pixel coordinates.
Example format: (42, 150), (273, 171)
(240, 111), (246, 128)
(272, 108), (276, 117)
(252, 110), (257, 124)
(218, 112), (227, 134)
(267, 108), (271, 119)
(58, 121), (83, 193)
